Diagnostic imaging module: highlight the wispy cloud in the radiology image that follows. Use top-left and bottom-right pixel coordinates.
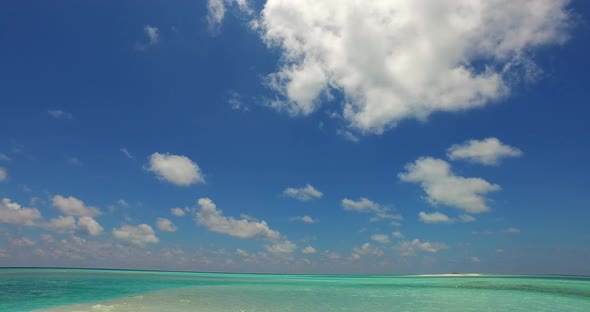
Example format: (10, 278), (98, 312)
(283, 184), (323, 201)
(447, 137), (523, 165)
(144, 25), (159, 45)
(341, 197), (402, 222)
(120, 148), (134, 159)
(290, 215), (318, 224)
(48, 109), (72, 119)
(67, 156), (83, 166)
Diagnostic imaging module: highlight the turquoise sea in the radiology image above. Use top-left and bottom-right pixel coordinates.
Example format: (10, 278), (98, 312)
(1, 268), (589, 312)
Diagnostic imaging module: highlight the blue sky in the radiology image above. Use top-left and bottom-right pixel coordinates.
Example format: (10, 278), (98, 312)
(1, 0), (589, 274)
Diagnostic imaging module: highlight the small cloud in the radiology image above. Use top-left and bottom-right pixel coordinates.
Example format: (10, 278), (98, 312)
(67, 157), (83, 166)
(0, 153), (10, 161)
(206, 0), (253, 34)
(391, 231), (404, 239)
(471, 256), (481, 263)
(418, 211), (454, 224)
(206, 0), (226, 33)
(148, 152), (206, 186)
(48, 109), (73, 119)
(459, 214), (476, 223)
(290, 215), (318, 224)
(399, 157), (500, 214)
(144, 25), (159, 45)
(496, 248), (505, 253)
(196, 198), (281, 240)
(136, 25), (159, 51)
(11, 237), (36, 247)
(447, 138), (523, 165)
(342, 197), (402, 222)
(0, 167), (7, 182)
(52, 195), (101, 217)
(18, 184), (32, 193)
(352, 243), (384, 258)
(336, 129), (359, 143)
(77, 216), (103, 236)
(120, 148), (135, 159)
(156, 217), (177, 232)
(370, 234), (390, 244)
(171, 207), (186, 217)
(228, 91), (249, 112)
(504, 227), (521, 233)
(283, 184), (323, 201)
(112, 224), (159, 247)
(117, 199), (129, 208)
(265, 240), (297, 254)
(0, 198), (42, 226)
(395, 239), (448, 256)
(302, 245), (316, 254)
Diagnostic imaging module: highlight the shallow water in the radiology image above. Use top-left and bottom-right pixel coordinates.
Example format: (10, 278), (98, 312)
(1, 269), (589, 312)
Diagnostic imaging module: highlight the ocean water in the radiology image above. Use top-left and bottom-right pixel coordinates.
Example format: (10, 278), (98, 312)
(0, 269), (589, 312)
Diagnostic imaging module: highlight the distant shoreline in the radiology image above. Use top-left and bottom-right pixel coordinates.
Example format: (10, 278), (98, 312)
(409, 273), (482, 277)
(1, 267), (588, 278)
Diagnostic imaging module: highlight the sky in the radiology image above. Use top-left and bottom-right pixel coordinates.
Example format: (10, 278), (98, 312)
(1, 0), (589, 275)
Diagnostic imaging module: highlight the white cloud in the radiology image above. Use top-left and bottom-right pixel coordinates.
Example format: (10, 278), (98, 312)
(228, 91), (249, 112)
(47, 216), (77, 233)
(120, 148), (134, 159)
(352, 243), (384, 258)
(207, 0), (226, 32)
(144, 25), (159, 45)
(290, 215), (318, 224)
(471, 256), (481, 263)
(117, 199), (129, 208)
(459, 214), (476, 223)
(0, 198), (42, 226)
(256, 0), (570, 134)
(52, 195), (101, 217)
(11, 237), (36, 247)
(148, 152), (205, 186)
(341, 197), (402, 221)
(336, 129), (360, 143)
(419, 211), (454, 224)
(0, 167), (6, 182)
(45, 215), (103, 236)
(399, 157), (500, 213)
(283, 184), (323, 201)
(207, 0), (252, 33)
(41, 234), (56, 244)
(77, 217), (103, 236)
(370, 234), (390, 244)
(392, 231), (404, 239)
(235, 248), (250, 258)
(171, 207), (186, 217)
(112, 224), (159, 247)
(0, 153), (10, 161)
(447, 137), (523, 165)
(265, 240), (296, 254)
(396, 239), (449, 256)
(302, 245), (316, 254)
(342, 197), (379, 212)
(48, 109), (72, 119)
(156, 218), (177, 232)
(195, 198), (281, 240)
(504, 227), (521, 233)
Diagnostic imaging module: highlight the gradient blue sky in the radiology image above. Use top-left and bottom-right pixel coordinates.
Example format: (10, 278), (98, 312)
(1, 0), (589, 274)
